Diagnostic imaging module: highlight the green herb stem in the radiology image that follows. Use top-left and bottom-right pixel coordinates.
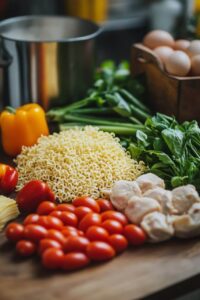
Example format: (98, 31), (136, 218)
(63, 114), (138, 128)
(120, 89), (151, 113)
(59, 123), (142, 135)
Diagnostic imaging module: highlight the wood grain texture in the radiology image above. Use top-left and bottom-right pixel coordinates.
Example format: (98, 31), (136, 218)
(1, 231), (200, 300)
(1, 153), (200, 300)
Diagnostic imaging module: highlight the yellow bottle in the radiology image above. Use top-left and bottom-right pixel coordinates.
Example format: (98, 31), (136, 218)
(195, 0), (200, 37)
(90, 0), (108, 22)
(65, 0), (108, 22)
(65, 0), (90, 20)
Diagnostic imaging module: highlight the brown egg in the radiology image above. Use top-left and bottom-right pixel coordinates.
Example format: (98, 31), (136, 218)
(187, 40), (200, 57)
(174, 39), (190, 51)
(165, 51), (191, 77)
(154, 46), (174, 63)
(143, 30), (174, 49)
(191, 55), (200, 76)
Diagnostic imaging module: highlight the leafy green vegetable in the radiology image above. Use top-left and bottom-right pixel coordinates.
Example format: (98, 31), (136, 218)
(129, 113), (200, 190)
(161, 128), (184, 157)
(47, 60), (200, 192)
(105, 93), (132, 117)
(47, 60), (151, 133)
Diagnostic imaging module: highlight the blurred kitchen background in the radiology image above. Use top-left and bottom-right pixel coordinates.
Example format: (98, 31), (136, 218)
(0, 0), (200, 63)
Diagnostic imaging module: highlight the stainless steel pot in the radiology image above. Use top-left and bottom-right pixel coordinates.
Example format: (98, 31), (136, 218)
(0, 16), (102, 110)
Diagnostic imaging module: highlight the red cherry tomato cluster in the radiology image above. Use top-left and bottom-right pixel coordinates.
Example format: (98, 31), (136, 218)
(5, 197), (147, 271)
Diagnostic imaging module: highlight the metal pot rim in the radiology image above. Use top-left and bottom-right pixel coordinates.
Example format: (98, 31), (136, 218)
(0, 15), (103, 43)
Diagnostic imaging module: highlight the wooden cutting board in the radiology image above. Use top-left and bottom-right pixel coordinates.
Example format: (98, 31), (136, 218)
(0, 151), (200, 300)
(1, 234), (200, 300)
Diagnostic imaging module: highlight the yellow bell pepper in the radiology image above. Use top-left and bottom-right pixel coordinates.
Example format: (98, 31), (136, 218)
(0, 104), (49, 157)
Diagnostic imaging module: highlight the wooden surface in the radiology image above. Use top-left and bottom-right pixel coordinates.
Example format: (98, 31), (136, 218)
(1, 152), (200, 300)
(1, 233), (200, 300)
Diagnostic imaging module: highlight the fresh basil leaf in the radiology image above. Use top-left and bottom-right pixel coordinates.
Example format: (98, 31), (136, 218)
(129, 112), (200, 191)
(171, 176), (189, 188)
(153, 137), (166, 151)
(136, 130), (149, 147)
(147, 113), (176, 131)
(162, 128), (184, 157)
(148, 151), (175, 166)
(187, 161), (200, 179)
(128, 143), (143, 160)
(183, 120), (200, 133)
(151, 162), (169, 170)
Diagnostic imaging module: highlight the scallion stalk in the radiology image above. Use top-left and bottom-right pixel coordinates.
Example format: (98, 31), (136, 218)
(63, 114), (138, 128)
(59, 123), (143, 135)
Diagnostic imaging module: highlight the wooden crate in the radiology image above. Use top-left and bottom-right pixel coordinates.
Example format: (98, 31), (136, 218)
(131, 43), (200, 122)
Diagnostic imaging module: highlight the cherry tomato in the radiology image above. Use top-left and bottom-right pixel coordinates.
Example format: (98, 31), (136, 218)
(96, 199), (114, 212)
(73, 196), (100, 213)
(49, 211), (62, 219)
(24, 224), (48, 242)
(74, 206), (92, 221)
(16, 240), (36, 256)
(123, 224), (147, 246)
(62, 226), (79, 238)
(46, 229), (66, 245)
(108, 234), (128, 253)
(101, 211), (128, 226)
(102, 220), (123, 235)
(50, 211), (78, 227)
(37, 216), (53, 228)
(86, 226), (109, 242)
(39, 239), (62, 255)
(79, 213), (101, 232)
(37, 201), (56, 215)
(86, 241), (115, 261)
(37, 216), (63, 230)
(64, 236), (89, 253)
(78, 230), (84, 236)
(6, 223), (24, 242)
(61, 252), (90, 271)
(23, 214), (39, 226)
(56, 203), (75, 213)
(42, 248), (64, 269)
